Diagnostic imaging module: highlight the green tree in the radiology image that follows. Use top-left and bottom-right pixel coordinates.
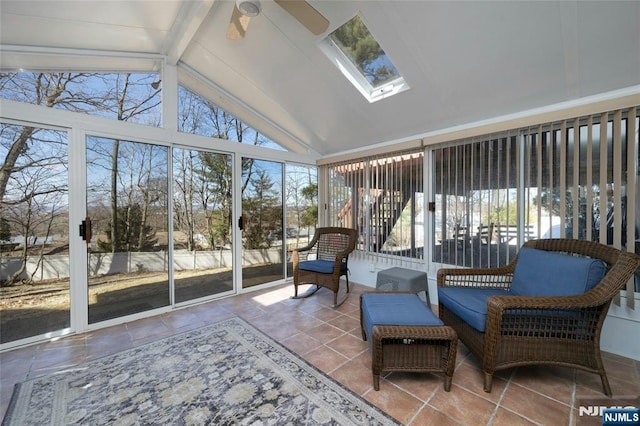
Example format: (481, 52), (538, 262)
(330, 15), (398, 86)
(244, 170), (281, 249)
(300, 182), (318, 229)
(197, 151), (233, 249)
(97, 204), (157, 252)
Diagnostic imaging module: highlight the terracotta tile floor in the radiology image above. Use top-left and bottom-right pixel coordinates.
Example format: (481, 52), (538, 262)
(2, 282), (639, 425)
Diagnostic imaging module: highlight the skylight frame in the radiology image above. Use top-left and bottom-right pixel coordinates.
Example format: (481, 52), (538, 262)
(319, 14), (409, 103)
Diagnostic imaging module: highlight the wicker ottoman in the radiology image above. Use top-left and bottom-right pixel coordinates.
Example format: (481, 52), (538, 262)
(360, 292), (457, 391)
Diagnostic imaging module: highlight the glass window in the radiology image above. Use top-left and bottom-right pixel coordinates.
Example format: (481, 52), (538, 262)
(0, 72), (162, 126)
(433, 139), (520, 268)
(326, 151), (424, 262)
(285, 164), (318, 277)
(86, 136), (169, 323)
(431, 108), (638, 272)
(172, 147), (234, 303)
(321, 15), (409, 102)
(178, 86), (286, 151)
(0, 122), (70, 343)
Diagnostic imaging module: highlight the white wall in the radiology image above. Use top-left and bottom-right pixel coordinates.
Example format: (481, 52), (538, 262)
(601, 292), (640, 361)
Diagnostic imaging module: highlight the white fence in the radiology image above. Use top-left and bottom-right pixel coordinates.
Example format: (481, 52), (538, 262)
(0, 248), (284, 281)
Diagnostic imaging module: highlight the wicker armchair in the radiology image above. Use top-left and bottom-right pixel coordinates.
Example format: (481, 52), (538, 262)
(292, 227), (358, 307)
(437, 238), (640, 395)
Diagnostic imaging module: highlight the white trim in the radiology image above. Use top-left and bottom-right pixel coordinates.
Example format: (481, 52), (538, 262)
(0, 44), (165, 61)
(318, 14), (409, 104)
(0, 45), (163, 72)
(69, 127), (88, 332)
(318, 38), (409, 103)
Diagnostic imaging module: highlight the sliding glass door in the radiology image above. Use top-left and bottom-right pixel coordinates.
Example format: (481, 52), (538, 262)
(86, 136), (169, 324)
(241, 158), (284, 288)
(172, 148), (234, 303)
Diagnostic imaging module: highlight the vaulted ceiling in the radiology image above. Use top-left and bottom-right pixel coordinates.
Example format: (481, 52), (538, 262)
(1, 1), (639, 157)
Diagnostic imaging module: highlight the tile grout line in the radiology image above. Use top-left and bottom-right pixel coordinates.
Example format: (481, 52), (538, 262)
(486, 368), (514, 425)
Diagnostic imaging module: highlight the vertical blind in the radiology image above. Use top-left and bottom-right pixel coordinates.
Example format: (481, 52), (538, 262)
(432, 106), (638, 307)
(323, 106), (638, 308)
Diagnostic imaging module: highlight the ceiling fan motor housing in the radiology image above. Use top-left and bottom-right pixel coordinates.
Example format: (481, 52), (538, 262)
(237, 0), (260, 17)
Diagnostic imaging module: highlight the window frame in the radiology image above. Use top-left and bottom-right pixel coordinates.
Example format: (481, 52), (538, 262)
(319, 14), (409, 103)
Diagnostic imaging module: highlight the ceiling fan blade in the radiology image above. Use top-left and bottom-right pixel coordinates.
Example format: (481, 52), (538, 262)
(274, 0), (329, 35)
(226, 4), (251, 40)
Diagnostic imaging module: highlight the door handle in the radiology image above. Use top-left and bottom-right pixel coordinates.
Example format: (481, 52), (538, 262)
(79, 217), (92, 243)
(238, 215), (244, 230)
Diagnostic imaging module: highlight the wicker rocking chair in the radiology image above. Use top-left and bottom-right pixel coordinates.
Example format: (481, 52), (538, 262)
(292, 227), (358, 307)
(438, 238), (640, 395)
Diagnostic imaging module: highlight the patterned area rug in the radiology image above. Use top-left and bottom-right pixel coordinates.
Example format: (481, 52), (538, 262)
(4, 317), (399, 425)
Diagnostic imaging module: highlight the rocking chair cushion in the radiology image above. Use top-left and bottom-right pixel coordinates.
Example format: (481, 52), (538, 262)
(298, 259), (347, 274)
(510, 247), (606, 297)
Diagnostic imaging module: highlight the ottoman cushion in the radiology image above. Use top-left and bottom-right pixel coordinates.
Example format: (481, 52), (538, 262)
(361, 293), (442, 342)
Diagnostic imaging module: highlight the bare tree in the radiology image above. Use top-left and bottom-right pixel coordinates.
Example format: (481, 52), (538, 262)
(1, 72), (161, 282)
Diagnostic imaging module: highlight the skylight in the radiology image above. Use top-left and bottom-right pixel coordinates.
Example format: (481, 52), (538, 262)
(320, 15), (409, 103)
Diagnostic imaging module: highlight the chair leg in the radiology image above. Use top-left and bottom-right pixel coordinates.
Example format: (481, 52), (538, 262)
(345, 274), (350, 293)
(483, 372), (493, 393)
(444, 375), (453, 392)
(373, 374), (380, 391)
(291, 284), (321, 299)
(600, 371), (612, 396)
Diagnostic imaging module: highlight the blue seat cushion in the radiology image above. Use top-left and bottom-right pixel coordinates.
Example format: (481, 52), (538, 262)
(510, 247), (606, 297)
(438, 287), (511, 332)
(298, 259), (346, 274)
(361, 293), (442, 342)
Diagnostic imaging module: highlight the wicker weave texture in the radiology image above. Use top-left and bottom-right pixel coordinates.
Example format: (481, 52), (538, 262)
(292, 227), (358, 307)
(437, 238), (640, 395)
(360, 293), (458, 391)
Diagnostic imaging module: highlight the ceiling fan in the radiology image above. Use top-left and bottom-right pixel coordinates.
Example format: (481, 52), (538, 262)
(226, 0), (329, 40)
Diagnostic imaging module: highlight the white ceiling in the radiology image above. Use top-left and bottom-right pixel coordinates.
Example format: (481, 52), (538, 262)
(1, 1), (639, 157)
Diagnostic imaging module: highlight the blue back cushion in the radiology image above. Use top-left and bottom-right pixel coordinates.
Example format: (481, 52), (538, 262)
(438, 288), (510, 332)
(361, 293), (442, 342)
(511, 247), (606, 296)
(298, 259), (346, 274)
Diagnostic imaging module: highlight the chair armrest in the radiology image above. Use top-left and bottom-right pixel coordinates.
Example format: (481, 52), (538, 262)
(484, 294), (605, 340)
(437, 265), (514, 290)
(486, 294), (598, 312)
(292, 243), (315, 253)
(480, 293), (610, 353)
